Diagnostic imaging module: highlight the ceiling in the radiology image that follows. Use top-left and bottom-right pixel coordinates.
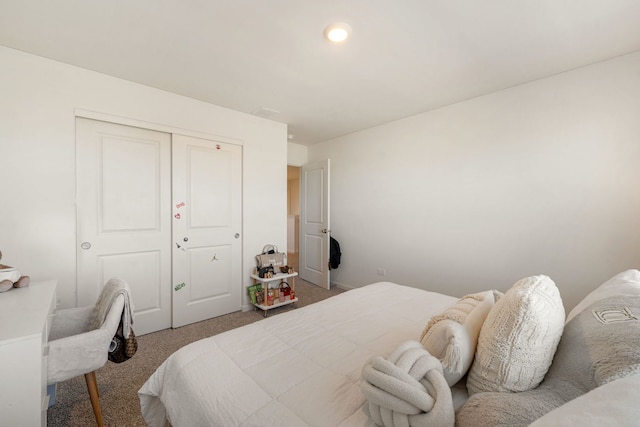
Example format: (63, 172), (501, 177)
(2, 1), (640, 145)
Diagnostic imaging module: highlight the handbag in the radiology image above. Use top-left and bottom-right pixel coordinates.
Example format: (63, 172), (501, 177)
(108, 320), (138, 363)
(256, 244), (287, 269)
(279, 282), (291, 296)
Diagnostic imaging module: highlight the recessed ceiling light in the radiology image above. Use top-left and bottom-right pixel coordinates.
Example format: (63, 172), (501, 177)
(324, 22), (351, 43)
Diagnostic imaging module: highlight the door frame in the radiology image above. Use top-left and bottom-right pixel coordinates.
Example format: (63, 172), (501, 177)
(75, 109), (243, 147)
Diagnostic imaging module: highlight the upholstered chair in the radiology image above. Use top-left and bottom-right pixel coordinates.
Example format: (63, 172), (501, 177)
(47, 278), (132, 427)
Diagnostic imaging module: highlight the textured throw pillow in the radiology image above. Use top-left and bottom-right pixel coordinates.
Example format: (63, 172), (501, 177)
(419, 290), (499, 386)
(466, 275), (565, 394)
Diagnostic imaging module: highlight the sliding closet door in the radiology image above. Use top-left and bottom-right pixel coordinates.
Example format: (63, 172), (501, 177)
(76, 118), (172, 335)
(171, 135), (242, 328)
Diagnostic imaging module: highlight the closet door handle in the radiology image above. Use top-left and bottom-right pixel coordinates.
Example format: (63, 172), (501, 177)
(81, 242), (92, 250)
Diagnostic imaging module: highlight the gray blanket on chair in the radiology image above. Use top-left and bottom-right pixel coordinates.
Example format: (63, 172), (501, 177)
(85, 278), (134, 338)
(456, 294), (640, 427)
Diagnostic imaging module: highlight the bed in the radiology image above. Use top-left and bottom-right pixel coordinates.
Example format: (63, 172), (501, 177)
(140, 270), (640, 427)
(138, 282), (458, 426)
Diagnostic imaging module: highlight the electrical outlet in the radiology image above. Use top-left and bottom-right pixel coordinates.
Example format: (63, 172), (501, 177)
(377, 268), (386, 276)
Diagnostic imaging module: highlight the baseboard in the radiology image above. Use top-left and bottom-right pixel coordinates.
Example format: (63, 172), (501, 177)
(331, 281), (355, 291)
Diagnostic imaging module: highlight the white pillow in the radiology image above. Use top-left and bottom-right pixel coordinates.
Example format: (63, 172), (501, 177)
(467, 275), (565, 394)
(566, 269), (640, 323)
(419, 290), (498, 386)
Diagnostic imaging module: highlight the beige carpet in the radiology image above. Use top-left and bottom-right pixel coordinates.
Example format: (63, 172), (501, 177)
(47, 279), (345, 426)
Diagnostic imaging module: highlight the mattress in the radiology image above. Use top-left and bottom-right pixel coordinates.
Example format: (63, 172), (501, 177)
(138, 282), (458, 427)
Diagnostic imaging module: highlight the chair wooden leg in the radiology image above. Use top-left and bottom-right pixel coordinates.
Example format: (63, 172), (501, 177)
(84, 371), (104, 427)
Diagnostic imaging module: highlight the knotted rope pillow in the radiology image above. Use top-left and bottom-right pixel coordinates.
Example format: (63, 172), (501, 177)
(361, 340), (454, 427)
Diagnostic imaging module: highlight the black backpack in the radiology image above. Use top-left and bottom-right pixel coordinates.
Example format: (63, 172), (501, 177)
(329, 237), (341, 270)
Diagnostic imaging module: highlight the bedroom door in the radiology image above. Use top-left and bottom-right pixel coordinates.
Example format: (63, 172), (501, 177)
(299, 159), (331, 289)
(76, 118), (172, 335)
(171, 135), (242, 328)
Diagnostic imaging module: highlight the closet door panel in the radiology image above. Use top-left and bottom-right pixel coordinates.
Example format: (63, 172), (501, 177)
(76, 117), (172, 335)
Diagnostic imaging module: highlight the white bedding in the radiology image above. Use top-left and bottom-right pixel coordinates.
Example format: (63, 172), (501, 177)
(138, 282), (457, 427)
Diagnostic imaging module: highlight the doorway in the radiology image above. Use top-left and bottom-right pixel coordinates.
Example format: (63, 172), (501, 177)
(287, 166), (300, 272)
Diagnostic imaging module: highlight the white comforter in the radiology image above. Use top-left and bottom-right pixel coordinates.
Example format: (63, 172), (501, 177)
(138, 282), (457, 427)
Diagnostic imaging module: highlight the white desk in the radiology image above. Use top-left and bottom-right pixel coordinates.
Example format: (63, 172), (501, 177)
(0, 280), (57, 427)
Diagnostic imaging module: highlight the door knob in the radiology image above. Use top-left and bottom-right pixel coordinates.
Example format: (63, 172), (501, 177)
(81, 242), (92, 250)
(183, 237), (189, 242)
(234, 233), (240, 239)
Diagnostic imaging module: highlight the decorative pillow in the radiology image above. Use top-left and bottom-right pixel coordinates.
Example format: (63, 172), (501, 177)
(566, 269), (640, 323)
(419, 290), (499, 386)
(466, 275), (565, 394)
(527, 373), (640, 427)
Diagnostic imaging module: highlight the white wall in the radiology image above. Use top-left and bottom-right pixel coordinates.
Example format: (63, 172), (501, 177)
(287, 142), (308, 166)
(0, 46), (288, 310)
(310, 50), (640, 311)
